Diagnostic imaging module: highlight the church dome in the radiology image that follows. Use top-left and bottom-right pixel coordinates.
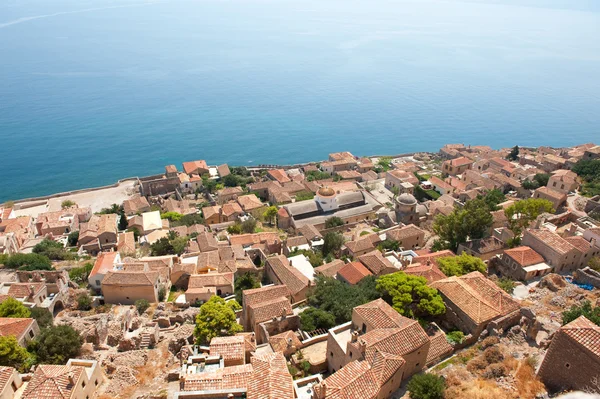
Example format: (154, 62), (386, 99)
(317, 186), (336, 197)
(396, 193), (417, 206)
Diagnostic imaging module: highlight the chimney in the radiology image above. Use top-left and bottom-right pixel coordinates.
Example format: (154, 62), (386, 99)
(351, 331), (358, 343)
(287, 337), (293, 347)
(29, 285), (35, 296)
(319, 381), (327, 399)
(592, 238), (598, 249)
(250, 333), (255, 342)
(68, 372), (75, 385)
(357, 338), (367, 354)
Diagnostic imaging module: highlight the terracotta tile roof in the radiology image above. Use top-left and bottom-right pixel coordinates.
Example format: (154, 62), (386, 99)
(0, 318), (35, 340)
(102, 270), (159, 286)
(431, 271), (520, 325)
(7, 282), (45, 300)
(314, 360), (380, 399)
(237, 194), (264, 211)
(197, 232), (219, 252)
(346, 234), (379, 254)
(222, 202), (243, 218)
(188, 272), (233, 288)
(249, 296), (293, 325)
(202, 205), (221, 221)
(229, 232), (279, 247)
(182, 160), (208, 175)
(297, 224), (322, 240)
(354, 299), (413, 329)
(219, 186), (243, 197)
(386, 224), (425, 242)
(426, 331), (454, 364)
(217, 164), (231, 177)
(0, 366), (16, 392)
(564, 236), (592, 254)
(117, 231), (136, 255)
(267, 169), (291, 184)
(526, 229), (578, 255)
(182, 364), (253, 391)
(209, 335), (245, 363)
(337, 261), (373, 285)
(367, 349), (405, 386)
(268, 330), (302, 353)
(412, 250), (455, 267)
(403, 263), (447, 283)
(504, 246), (545, 267)
(90, 251), (118, 277)
(266, 255), (310, 297)
(535, 186), (566, 201)
(450, 156), (474, 167)
(165, 164), (177, 173)
(247, 353), (294, 399)
(329, 152), (356, 161)
(197, 251), (221, 271)
(337, 170), (361, 179)
(123, 196), (150, 215)
(352, 322), (429, 357)
(277, 207), (289, 218)
(561, 316), (600, 359)
(314, 259), (346, 278)
(430, 176), (453, 191)
(358, 250), (395, 275)
(21, 364), (84, 399)
(286, 236), (308, 248)
(242, 285), (291, 309)
(460, 237), (504, 255)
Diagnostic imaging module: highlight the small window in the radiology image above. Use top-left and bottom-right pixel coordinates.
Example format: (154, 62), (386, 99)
(95, 380), (98, 386)
(82, 380), (86, 388)
(330, 352), (333, 358)
(29, 330), (34, 338)
(350, 352), (353, 358)
(565, 363), (570, 368)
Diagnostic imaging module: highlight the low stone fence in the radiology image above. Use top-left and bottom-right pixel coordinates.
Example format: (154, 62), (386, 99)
(573, 267), (600, 288)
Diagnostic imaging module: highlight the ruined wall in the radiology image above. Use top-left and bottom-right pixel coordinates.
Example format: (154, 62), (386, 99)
(573, 267), (600, 288)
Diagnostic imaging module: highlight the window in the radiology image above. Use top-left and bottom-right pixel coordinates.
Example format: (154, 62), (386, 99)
(362, 323), (367, 334)
(29, 330), (34, 338)
(330, 352), (333, 358)
(96, 280), (100, 286)
(11, 382), (17, 392)
(565, 363), (570, 368)
(350, 352), (352, 358)
(95, 380), (98, 386)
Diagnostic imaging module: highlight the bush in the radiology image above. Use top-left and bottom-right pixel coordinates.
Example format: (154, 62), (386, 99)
(234, 273), (260, 303)
(241, 219), (257, 234)
(28, 325), (83, 365)
(77, 293), (92, 311)
(480, 336), (499, 350)
(483, 363), (507, 379)
(466, 357), (488, 373)
(437, 253), (486, 277)
(407, 373), (446, 399)
(300, 360), (311, 373)
(227, 224), (242, 235)
(299, 307), (336, 332)
(61, 200), (76, 209)
(324, 216), (344, 229)
(483, 347), (504, 364)
(562, 300), (600, 326)
(0, 297), (31, 318)
(497, 277), (515, 294)
(446, 331), (464, 345)
(158, 286), (167, 302)
(67, 231), (79, 246)
(30, 307), (53, 329)
(160, 211), (183, 222)
(0, 336), (32, 372)
(135, 299), (150, 314)
(4, 253), (52, 270)
(68, 262), (93, 286)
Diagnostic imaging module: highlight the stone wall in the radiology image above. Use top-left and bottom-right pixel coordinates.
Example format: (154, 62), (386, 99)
(573, 267), (600, 288)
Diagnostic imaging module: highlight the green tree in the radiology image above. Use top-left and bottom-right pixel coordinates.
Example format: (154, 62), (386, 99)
(0, 297), (31, 318)
(135, 299), (150, 314)
(562, 301), (600, 326)
(376, 272), (446, 318)
(161, 211), (183, 222)
(436, 254), (486, 277)
(533, 173), (550, 187)
(307, 275), (381, 324)
(30, 308), (53, 329)
(324, 216), (344, 229)
(61, 200), (76, 209)
(322, 232), (344, 256)
(263, 206), (278, 226)
(222, 174), (240, 187)
(241, 218), (257, 234)
(227, 224), (242, 235)
(118, 210), (128, 231)
(97, 204), (122, 215)
(507, 145), (519, 161)
(407, 373), (446, 399)
(522, 179), (539, 190)
(481, 189), (506, 211)
(446, 331), (464, 345)
(127, 227), (141, 241)
(202, 176), (218, 193)
(67, 231), (79, 246)
(33, 239), (73, 261)
(432, 198), (493, 252)
(378, 239), (400, 252)
(234, 273), (261, 303)
(29, 325), (83, 365)
(77, 292), (92, 311)
(171, 213), (205, 227)
(194, 296), (243, 345)
(295, 191), (314, 201)
(505, 198), (554, 237)
(299, 307), (336, 332)
(68, 262), (93, 286)
(0, 336), (31, 372)
(497, 277), (516, 294)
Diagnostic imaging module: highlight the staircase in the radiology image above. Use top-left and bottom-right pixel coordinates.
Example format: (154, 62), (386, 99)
(140, 333), (152, 349)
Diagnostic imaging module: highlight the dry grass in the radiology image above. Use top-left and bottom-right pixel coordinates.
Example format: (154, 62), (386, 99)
(445, 378), (512, 399)
(514, 360), (546, 399)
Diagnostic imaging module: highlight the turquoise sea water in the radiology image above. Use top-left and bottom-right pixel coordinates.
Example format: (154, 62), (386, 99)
(1, 0), (599, 201)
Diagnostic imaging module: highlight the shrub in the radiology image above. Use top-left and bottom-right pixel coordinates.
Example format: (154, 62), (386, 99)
(77, 293), (92, 311)
(33, 239), (75, 261)
(67, 231), (79, 246)
(68, 262), (93, 286)
(480, 336), (500, 350)
(0, 336), (32, 372)
(299, 307), (336, 332)
(241, 219), (257, 234)
(61, 200), (76, 209)
(160, 211), (183, 222)
(30, 307), (53, 329)
(497, 277), (515, 294)
(483, 347), (504, 364)
(466, 357), (488, 373)
(28, 325), (83, 364)
(324, 216), (344, 229)
(446, 330), (464, 345)
(407, 373), (446, 399)
(4, 253), (52, 270)
(483, 363), (507, 379)
(562, 300), (600, 326)
(227, 224), (242, 235)
(300, 360), (311, 373)
(135, 299), (150, 314)
(158, 286), (167, 302)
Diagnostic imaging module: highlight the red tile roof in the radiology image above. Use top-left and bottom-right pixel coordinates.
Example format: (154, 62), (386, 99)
(403, 263), (447, 283)
(182, 364), (253, 391)
(0, 318), (35, 340)
(21, 365), (84, 399)
(504, 246), (545, 267)
(561, 316), (600, 359)
(267, 169), (291, 184)
(354, 298), (413, 329)
(90, 252), (118, 277)
(337, 261), (373, 284)
(209, 335), (246, 363)
(247, 353), (295, 399)
(182, 160), (208, 175)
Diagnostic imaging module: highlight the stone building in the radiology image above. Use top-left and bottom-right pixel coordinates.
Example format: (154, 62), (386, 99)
(441, 156), (473, 176)
(0, 318), (40, 346)
(0, 367), (22, 399)
(494, 246), (552, 281)
(394, 193), (420, 226)
(537, 316), (600, 393)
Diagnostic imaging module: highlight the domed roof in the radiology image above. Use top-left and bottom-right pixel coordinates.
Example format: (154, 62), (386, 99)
(317, 186), (336, 197)
(396, 193), (417, 205)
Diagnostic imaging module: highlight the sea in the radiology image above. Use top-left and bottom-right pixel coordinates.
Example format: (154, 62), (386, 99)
(1, 0), (599, 202)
